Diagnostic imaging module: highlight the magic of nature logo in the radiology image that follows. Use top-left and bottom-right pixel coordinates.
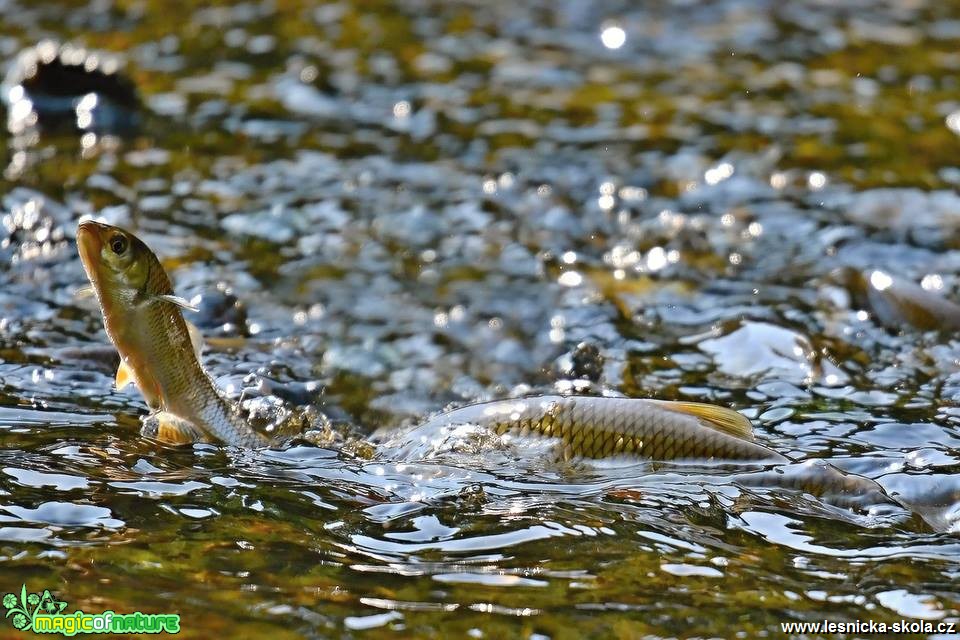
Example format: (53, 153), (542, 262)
(3, 585), (180, 635)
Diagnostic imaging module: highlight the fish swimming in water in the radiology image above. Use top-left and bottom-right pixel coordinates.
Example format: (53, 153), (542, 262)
(76, 221), (926, 526)
(76, 219), (265, 447)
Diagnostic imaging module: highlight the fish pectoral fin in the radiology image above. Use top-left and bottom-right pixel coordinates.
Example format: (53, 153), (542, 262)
(153, 294), (199, 313)
(141, 411), (209, 445)
(115, 360), (135, 390)
(652, 400), (755, 441)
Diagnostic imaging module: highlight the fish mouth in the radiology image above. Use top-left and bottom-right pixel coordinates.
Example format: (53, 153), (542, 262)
(76, 220), (108, 287)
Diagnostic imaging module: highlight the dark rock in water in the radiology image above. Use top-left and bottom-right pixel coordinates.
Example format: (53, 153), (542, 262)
(192, 285), (249, 337)
(570, 342), (604, 382)
(553, 341), (605, 382)
(2, 40), (140, 135)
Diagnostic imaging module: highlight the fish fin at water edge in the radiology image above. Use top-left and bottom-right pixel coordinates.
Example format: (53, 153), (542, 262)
(142, 411), (208, 445)
(651, 400), (754, 440)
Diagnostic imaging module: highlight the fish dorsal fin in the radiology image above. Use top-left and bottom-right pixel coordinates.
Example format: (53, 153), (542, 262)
(116, 360), (135, 390)
(185, 319), (204, 359)
(652, 400), (754, 441)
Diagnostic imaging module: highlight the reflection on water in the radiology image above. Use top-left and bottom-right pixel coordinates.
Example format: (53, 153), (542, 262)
(2, 0), (960, 636)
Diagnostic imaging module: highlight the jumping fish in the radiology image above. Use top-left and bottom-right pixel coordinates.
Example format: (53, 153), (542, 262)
(76, 220), (265, 447)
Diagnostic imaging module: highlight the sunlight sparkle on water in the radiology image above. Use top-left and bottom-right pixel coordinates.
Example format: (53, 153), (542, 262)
(921, 274), (943, 291)
(869, 270), (893, 291)
(946, 110), (960, 134)
(600, 26), (626, 49)
(646, 246), (667, 271)
(618, 185), (646, 201)
(704, 162), (734, 185)
(393, 101), (411, 118)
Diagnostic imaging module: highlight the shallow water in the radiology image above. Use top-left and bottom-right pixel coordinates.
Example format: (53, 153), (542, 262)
(2, 0), (960, 637)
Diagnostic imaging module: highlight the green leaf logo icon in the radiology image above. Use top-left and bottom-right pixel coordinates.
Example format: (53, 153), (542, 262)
(2, 584), (67, 632)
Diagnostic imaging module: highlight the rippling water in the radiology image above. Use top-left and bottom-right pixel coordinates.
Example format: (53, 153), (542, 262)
(2, 0), (960, 637)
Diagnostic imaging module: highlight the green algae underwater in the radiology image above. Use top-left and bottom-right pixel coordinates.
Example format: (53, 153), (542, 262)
(2, 0), (960, 637)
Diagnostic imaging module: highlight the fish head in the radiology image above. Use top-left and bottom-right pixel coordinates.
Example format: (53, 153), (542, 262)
(77, 220), (159, 302)
(77, 220), (176, 412)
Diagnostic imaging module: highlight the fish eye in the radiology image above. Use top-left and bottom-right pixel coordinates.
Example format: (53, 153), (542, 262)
(109, 234), (128, 255)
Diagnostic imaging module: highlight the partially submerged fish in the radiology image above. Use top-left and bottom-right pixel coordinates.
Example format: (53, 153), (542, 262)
(396, 395), (781, 462)
(376, 396), (908, 517)
(76, 220), (265, 447)
(831, 266), (960, 331)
